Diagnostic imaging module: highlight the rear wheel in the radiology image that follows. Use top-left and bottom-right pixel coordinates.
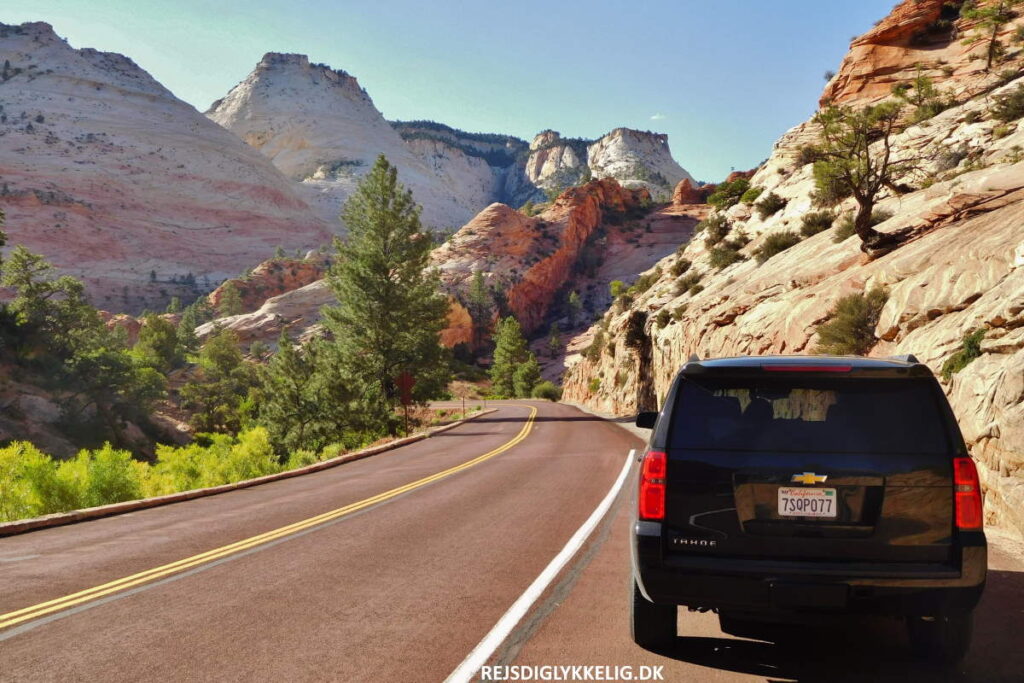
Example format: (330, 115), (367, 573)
(631, 579), (676, 649)
(906, 613), (973, 664)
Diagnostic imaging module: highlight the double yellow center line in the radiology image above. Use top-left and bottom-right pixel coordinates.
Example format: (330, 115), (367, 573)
(0, 405), (537, 631)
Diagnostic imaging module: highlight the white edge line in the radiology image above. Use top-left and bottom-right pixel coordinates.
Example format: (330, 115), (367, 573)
(445, 448), (636, 683)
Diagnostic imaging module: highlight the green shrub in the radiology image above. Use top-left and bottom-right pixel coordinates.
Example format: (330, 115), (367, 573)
(655, 309), (671, 328)
(670, 258), (691, 277)
(740, 186), (764, 204)
(697, 214), (730, 247)
(755, 192), (787, 219)
(285, 450), (320, 469)
(708, 244), (746, 270)
(671, 305), (688, 321)
(531, 381), (562, 401)
(796, 145), (824, 166)
(674, 271), (703, 296)
(992, 123), (1013, 139)
(629, 267), (662, 296)
(800, 210), (835, 237)
(754, 232), (802, 264)
(0, 442), (52, 521)
(941, 329), (986, 381)
(707, 178), (750, 209)
(609, 280), (626, 298)
(832, 209), (893, 243)
(583, 329), (605, 361)
(814, 286), (889, 355)
(990, 84), (1024, 122)
(588, 377), (601, 393)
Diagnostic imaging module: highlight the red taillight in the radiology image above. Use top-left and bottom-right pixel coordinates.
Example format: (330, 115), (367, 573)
(639, 450), (667, 520)
(763, 364), (853, 373)
(953, 456), (983, 530)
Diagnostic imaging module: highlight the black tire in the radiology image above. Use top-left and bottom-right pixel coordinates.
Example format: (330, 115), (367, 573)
(906, 613), (973, 664)
(630, 579), (676, 649)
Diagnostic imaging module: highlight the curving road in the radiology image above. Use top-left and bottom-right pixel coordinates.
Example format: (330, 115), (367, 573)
(1, 401), (1022, 682)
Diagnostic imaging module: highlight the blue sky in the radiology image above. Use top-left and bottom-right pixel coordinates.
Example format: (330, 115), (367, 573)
(8, 1), (894, 181)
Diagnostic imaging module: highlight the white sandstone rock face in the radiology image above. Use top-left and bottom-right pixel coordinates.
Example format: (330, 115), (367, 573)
(207, 53), (498, 230)
(587, 128), (694, 201)
(0, 23), (330, 312)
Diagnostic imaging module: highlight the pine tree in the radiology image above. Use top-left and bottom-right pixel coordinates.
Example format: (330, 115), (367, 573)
(547, 323), (561, 358)
(180, 327), (258, 433)
(567, 290), (582, 327)
(257, 331), (360, 454)
(962, 0), (1022, 71)
(322, 155), (451, 432)
(513, 354), (541, 397)
(217, 281), (244, 318)
(166, 296), (181, 314)
(133, 314), (182, 372)
(466, 269), (492, 348)
(490, 316), (530, 398)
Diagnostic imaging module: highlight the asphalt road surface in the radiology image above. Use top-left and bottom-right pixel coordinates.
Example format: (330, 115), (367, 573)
(1, 401), (1022, 682)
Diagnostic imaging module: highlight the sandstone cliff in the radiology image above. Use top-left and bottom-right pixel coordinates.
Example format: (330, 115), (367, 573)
(0, 23), (330, 312)
(207, 53), (500, 231)
(822, 0), (1024, 108)
(563, 4), (1024, 540)
(587, 128), (694, 201)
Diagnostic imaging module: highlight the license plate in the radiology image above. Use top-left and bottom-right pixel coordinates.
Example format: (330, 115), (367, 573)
(778, 487), (837, 518)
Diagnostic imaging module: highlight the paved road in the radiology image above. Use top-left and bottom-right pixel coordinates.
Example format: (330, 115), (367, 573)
(2, 401), (1022, 682)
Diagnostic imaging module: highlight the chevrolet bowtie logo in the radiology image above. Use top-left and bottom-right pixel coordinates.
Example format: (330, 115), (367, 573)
(791, 472), (828, 485)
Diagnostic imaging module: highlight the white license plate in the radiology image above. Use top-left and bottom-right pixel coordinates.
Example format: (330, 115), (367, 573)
(778, 487), (837, 518)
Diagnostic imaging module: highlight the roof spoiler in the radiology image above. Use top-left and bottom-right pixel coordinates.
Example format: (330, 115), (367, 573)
(887, 354), (920, 364)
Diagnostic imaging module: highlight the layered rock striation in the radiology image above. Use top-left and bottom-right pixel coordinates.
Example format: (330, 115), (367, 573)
(0, 23), (330, 312)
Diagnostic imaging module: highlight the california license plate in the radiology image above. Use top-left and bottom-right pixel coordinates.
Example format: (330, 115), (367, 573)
(778, 487), (837, 518)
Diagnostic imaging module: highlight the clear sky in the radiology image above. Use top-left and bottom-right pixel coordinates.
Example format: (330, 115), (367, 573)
(7, 1), (895, 181)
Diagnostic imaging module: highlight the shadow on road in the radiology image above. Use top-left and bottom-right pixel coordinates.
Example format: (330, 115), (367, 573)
(650, 568), (1024, 682)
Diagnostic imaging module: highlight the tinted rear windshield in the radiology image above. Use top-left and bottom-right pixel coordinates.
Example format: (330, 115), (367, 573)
(670, 377), (950, 454)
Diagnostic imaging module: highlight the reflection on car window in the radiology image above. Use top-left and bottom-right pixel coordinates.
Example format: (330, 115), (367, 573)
(675, 378), (948, 454)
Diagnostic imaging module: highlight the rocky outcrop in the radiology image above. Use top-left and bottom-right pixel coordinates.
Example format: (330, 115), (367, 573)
(0, 23), (330, 313)
(522, 131), (590, 193)
(672, 178), (708, 205)
(207, 53), (500, 231)
(431, 178), (703, 338)
(821, 0), (1024, 108)
(587, 128), (693, 201)
(207, 254), (330, 315)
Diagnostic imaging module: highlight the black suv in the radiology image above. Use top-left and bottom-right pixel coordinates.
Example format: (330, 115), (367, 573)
(631, 355), (986, 662)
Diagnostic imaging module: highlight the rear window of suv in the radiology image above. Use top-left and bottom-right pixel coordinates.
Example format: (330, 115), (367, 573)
(670, 377), (950, 454)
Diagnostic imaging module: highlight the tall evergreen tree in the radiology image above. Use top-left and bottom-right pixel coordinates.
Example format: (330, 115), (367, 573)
(257, 331), (362, 454)
(547, 323), (562, 358)
(567, 290), (582, 327)
(133, 314), (182, 373)
(465, 269), (492, 348)
(490, 316), (530, 398)
(217, 281), (244, 318)
(322, 155), (451, 432)
(962, 0), (1022, 70)
(180, 327), (258, 433)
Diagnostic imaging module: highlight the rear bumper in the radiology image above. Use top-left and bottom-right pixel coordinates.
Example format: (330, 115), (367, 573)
(632, 522), (986, 617)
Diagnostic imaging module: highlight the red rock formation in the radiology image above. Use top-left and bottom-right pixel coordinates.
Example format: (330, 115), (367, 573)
(723, 169), (756, 184)
(819, 0), (1024, 108)
(672, 178), (708, 205)
(505, 179), (650, 334)
(207, 255), (330, 314)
